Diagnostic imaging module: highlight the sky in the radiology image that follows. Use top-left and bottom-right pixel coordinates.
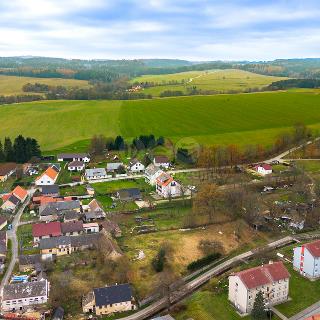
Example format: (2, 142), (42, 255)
(0, 0), (320, 61)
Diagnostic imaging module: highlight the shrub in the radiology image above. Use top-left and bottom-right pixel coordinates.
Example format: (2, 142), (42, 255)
(187, 253), (221, 271)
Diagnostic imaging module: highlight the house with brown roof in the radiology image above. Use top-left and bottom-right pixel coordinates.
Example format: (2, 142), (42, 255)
(293, 239), (320, 279)
(68, 160), (85, 172)
(61, 221), (83, 236)
(35, 166), (59, 186)
(0, 216), (8, 230)
(228, 261), (290, 314)
(0, 230), (7, 265)
(153, 155), (171, 169)
(156, 172), (181, 198)
(32, 221), (62, 243)
(57, 153), (90, 162)
(0, 163), (16, 182)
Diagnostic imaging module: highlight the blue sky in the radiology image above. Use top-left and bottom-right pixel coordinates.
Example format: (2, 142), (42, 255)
(0, 0), (320, 60)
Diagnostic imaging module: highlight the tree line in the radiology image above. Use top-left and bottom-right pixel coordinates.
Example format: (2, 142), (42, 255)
(0, 135), (41, 163)
(267, 79), (320, 90)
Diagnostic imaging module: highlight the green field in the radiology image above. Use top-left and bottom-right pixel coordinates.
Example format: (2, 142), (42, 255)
(0, 75), (90, 96)
(132, 69), (286, 96)
(1, 91), (320, 151)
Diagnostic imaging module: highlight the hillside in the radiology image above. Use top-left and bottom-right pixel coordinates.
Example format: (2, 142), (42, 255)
(131, 69), (287, 96)
(0, 75), (90, 96)
(1, 91), (320, 151)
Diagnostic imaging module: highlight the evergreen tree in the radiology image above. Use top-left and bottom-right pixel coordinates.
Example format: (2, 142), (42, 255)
(0, 141), (4, 162)
(13, 135), (27, 163)
(251, 291), (267, 320)
(114, 136), (125, 150)
(4, 137), (14, 162)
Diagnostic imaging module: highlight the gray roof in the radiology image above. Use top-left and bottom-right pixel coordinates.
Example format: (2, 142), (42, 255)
(85, 168), (107, 177)
(106, 162), (123, 171)
(39, 234), (100, 250)
(154, 155), (170, 164)
(58, 153), (89, 159)
(93, 284), (133, 307)
(52, 307), (64, 320)
(85, 210), (105, 221)
(0, 242), (6, 254)
(19, 254), (42, 266)
(68, 160), (84, 167)
(117, 188), (141, 201)
(61, 221), (83, 234)
(8, 194), (20, 206)
(41, 184), (59, 195)
(39, 200), (80, 216)
(64, 210), (79, 221)
(145, 164), (162, 176)
(3, 279), (48, 300)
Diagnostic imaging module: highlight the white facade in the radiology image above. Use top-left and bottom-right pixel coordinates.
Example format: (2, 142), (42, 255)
(129, 161), (145, 173)
(35, 174), (56, 186)
(255, 165), (272, 176)
(153, 158), (170, 169)
(145, 165), (164, 186)
(156, 177), (181, 198)
(293, 242), (320, 279)
(85, 168), (109, 180)
(84, 223), (99, 234)
(68, 164), (85, 171)
(2, 280), (49, 312)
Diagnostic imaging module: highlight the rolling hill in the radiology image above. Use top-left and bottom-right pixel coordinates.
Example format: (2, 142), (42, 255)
(131, 69), (287, 96)
(1, 91), (320, 152)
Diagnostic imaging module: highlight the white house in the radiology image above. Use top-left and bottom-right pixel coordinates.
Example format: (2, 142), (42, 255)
(2, 279), (50, 311)
(156, 172), (181, 198)
(35, 166), (59, 186)
(85, 168), (109, 180)
(57, 153), (90, 163)
(128, 159), (145, 173)
(253, 164), (272, 176)
(293, 240), (320, 279)
(228, 261), (290, 314)
(68, 160), (85, 172)
(83, 223), (99, 234)
(145, 164), (164, 185)
(153, 155), (171, 169)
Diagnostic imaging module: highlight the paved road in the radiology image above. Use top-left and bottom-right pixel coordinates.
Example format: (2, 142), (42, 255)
(289, 300), (320, 320)
(0, 188), (35, 293)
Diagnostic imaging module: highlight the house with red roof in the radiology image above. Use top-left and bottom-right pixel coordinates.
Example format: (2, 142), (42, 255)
(35, 166), (59, 186)
(32, 221), (62, 243)
(1, 186), (28, 212)
(253, 163), (273, 176)
(228, 261), (290, 314)
(155, 172), (181, 198)
(293, 240), (320, 279)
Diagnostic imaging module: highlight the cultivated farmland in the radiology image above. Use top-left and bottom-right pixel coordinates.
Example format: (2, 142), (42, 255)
(0, 75), (90, 96)
(1, 91), (320, 151)
(131, 69), (287, 96)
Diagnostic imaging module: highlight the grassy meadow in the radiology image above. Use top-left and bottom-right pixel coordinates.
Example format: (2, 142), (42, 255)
(131, 69), (287, 96)
(0, 75), (90, 96)
(1, 91), (320, 151)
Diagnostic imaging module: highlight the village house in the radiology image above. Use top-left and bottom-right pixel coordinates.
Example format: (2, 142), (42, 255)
(61, 220), (83, 236)
(156, 173), (181, 198)
(68, 160), (85, 172)
(117, 188), (141, 201)
(153, 155), (171, 169)
(145, 164), (164, 185)
(1, 279), (49, 311)
(0, 163), (17, 182)
(128, 159), (145, 173)
(0, 230), (7, 266)
(85, 168), (109, 180)
(293, 239), (320, 279)
(83, 199), (106, 222)
(84, 222), (99, 234)
(39, 200), (81, 221)
(228, 261), (290, 314)
(35, 166), (59, 186)
(64, 210), (80, 222)
(41, 184), (60, 197)
(57, 153), (90, 162)
(1, 186), (28, 212)
(253, 163), (273, 176)
(39, 233), (101, 260)
(0, 216), (8, 230)
(106, 162), (124, 173)
(18, 254), (43, 272)
(32, 221), (62, 243)
(82, 283), (136, 316)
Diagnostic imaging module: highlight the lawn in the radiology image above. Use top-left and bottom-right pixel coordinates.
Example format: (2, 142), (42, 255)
(0, 74), (90, 96)
(2, 91), (320, 151)
(60, 184), (87, 196)
(132, 69), (286, 96)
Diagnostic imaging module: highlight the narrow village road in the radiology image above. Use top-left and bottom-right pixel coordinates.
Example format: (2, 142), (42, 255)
(0, 188), (35, 293)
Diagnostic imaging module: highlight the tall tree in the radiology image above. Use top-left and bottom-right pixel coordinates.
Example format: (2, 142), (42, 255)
(3, 137), (14, 162)
(0, 141), (4, 162)
(13, 135), (27, 163)
(251, 291), (267, 320)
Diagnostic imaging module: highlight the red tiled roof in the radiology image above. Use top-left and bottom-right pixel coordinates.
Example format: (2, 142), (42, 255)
(12, 186), (28, 201)
(1, 194), (11, 202)
(156, 173), (173, 187)
(234, 262), (290, 289)
(305, 315), (320, 320)
(32, 222), (62, 238)
(254, 163), (272, 171)
(36, 167), (58, 182)
(305, 240), (320, 258)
